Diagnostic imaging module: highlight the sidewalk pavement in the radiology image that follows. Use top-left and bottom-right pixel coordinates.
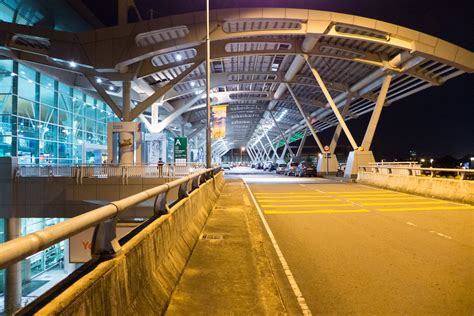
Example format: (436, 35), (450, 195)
(165, 179), (292, 315)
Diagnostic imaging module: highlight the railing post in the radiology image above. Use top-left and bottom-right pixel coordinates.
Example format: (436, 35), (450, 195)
(153, 191), (169, 216)
(178, 179), (190, 200)
(192, 175), (201, 190)
(91, 217), (121, 260)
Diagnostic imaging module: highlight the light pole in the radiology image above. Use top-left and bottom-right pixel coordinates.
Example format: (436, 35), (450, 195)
(240, 146), (245, 164)
(430, 158), (434, 167)
(205, 0), (211, 168)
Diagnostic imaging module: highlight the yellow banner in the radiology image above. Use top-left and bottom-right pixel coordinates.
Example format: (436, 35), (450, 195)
(211, 104), (227, 139)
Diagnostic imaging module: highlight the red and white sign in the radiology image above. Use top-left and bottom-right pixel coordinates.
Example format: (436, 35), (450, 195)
(323, 145), (330, 152)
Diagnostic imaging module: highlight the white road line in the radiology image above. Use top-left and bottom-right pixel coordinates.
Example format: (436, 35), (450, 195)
(243, 180), (312, 316)
(436, 233), (453, 239)
(406, 222), (417, 227)
(299, 184), (306, 187)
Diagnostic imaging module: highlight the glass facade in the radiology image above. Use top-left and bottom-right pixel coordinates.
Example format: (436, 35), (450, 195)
(0, 0), (92, 31)
(0, 60), (120, 165)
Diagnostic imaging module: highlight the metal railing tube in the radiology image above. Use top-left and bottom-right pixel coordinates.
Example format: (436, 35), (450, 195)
(0, 168), (220, 269)
(0, 204), (117, 269)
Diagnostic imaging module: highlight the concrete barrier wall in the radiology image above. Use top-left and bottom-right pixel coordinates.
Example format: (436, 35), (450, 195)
(357, 171), (474, 205)
(35, 172), (225, 315)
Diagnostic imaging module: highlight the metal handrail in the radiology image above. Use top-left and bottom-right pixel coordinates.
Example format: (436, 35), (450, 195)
(359, 165), (474, 180)
(0, 167), (222, 269)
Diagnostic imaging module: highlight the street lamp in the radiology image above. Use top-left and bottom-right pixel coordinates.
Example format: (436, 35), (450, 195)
(430, 158), (434, 167)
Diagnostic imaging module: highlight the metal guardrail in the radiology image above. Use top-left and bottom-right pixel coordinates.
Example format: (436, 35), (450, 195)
(359, 165), (474, 180)
(368, 161), (420, 166)
(0, 167), (222, 270)
(14, 163), (212, 184)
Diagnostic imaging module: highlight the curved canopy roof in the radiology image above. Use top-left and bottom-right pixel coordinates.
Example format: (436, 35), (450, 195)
(1, 8), (472, 153)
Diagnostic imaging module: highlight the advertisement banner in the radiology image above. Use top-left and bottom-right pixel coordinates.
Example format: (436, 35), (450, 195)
(211, 105), (227, 139)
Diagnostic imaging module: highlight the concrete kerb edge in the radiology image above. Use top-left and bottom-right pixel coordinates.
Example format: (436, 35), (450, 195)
(35, 172), (225, 315)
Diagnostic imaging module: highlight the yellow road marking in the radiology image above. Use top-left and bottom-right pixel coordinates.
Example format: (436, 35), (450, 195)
(378, 206), (474, 212)
(257, 199), (338, 202)
(260, 204), (351, 208)
(264, 209), (370, 214)
(361, 201), (448, 206)
(346, 197), (426, 201)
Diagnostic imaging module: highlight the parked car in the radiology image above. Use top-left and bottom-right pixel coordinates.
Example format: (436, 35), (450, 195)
(256, 162), (264, 169)
(284, 162), (299, 176)
(296, 161), (317, 177)
(276, 163), (287, 174)
(222, 163), (231, 170)
(263, 161), (277, 171)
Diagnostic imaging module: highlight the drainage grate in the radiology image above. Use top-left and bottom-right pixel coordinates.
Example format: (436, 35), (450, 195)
(201, 234), (224, 240)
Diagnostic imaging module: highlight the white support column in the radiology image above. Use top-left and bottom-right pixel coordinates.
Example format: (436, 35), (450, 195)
(286, 83), (325, 153)
(246, 147), (256, 162)
(253, 146), (264, 161)
(151, 102), (159, 127)
(304, 56), (359, 150)
(296, 129), (308, 157)
(264, 131), (278, 161)
(5, 218), (22, 315)
(361, 75), (393, 150)
(330, 94), (353, 154)
(269, 111), (295, 157)
(344, 75), (393, 178)
(258, 139), (271, 160)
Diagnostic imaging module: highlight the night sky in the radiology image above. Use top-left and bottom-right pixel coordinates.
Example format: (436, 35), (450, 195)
(84, 0), (474, 159)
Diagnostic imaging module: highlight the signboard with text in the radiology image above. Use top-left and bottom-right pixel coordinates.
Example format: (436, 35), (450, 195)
(174, 137), (188, 161)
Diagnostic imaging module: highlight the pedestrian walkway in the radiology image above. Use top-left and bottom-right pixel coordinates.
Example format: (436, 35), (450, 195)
(165, 179), (289, 315)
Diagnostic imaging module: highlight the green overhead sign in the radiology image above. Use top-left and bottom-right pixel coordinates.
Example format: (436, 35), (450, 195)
(174, 137), (188, 160)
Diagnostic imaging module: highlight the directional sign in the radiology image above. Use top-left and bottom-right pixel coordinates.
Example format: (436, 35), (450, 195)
(174, 137), (188, 160)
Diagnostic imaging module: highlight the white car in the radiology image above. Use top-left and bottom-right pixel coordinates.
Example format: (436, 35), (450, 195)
(222, 163), (231, 170)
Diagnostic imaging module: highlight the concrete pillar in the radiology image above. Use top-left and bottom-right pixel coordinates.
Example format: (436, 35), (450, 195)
(5, 218), (22, 314)
(317, 154), (339, 175)
(296, 130), (308, 157)
(344, 150), (375, 178)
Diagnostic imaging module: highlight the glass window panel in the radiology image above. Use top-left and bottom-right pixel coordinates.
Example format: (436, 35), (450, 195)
(18, 137), (38, 162)
(58, 83), (71, 96)
(0, 135), (13, 157)
(17, 117), (39, 139)
(0, 114), (13, 135)
(58, 110), (72, 127)
(97, 102), (107, 122)
(17, 98), (38, 119)
(73, 98), (84, 116)
(18, 64), (36, 81)
(85, 117), (95, 132)
(58, 126), (72, 143)
(0, 4), (14, 23)
(73, 116), (84, 131)
(85, 103), (96, 120)
(96, 123), (106, 135)
(0, 94), (12, 114)
(0, 73), (13, 94)
(40, 123), (57, 141)
(18, 77), (37, 101)
(40, 76), (55, 106)
(40, 104), (57, 124)
(39, 141), (57, 160)
(58, 93), (73, 112)
(58, 142), (72, 159)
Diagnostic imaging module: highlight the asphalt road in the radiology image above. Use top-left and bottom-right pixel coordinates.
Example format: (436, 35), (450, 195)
(237, 169), (474, 315)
